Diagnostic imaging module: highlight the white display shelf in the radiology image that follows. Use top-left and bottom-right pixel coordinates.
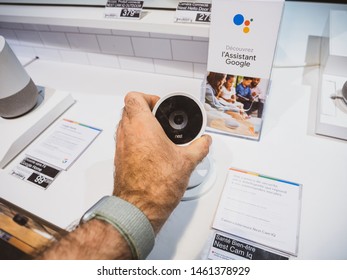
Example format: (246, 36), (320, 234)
(0, 87), (75, 169)
(0, 4), (210, 37)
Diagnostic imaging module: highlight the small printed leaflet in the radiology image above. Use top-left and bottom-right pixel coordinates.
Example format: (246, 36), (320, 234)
(174, 2), (211, 23)
(25, 119), (102, 171)
(212, 168), (302, 257)
(105, 0), (144, 19)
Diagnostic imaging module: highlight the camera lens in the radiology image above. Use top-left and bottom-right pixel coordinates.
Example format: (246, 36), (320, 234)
(174, 115), (183, 125)
(169, 110), (188, 130)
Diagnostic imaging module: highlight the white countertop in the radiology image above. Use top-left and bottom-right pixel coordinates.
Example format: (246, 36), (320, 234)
(1, 60), (347, 259)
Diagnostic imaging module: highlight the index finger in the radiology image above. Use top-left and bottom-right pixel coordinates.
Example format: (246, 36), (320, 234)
(123, 92), (160, 120)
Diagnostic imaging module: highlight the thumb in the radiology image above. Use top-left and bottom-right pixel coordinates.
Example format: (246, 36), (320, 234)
(184, 134), (212, 165)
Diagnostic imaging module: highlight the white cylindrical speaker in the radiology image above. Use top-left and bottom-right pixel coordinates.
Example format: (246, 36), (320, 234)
(342, 80), (347, 104)
(0, 36), (38, 118)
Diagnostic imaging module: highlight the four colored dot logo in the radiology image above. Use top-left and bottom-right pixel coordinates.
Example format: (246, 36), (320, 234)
(233, 14), (253, 33)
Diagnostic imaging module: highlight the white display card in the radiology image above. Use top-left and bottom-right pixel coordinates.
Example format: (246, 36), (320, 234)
(26, 119), (102, 171)
(201, 0), (284, 141)
(213, 168), (302, 256)
(207, 0), (284, 78)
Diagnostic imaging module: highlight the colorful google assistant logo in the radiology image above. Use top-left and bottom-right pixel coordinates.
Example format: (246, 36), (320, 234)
(233, 14), (253, 33)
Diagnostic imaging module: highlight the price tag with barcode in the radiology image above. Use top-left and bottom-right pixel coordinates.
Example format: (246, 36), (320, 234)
(105, 0), (144, 19)
(10, 157), (61, 190)
(174, 2), (211, 23)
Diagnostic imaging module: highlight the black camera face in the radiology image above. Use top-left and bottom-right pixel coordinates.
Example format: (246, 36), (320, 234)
(154, 94), (205, 145)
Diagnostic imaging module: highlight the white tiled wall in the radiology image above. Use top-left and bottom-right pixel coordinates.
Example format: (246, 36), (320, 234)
(0, 22), (208, 79)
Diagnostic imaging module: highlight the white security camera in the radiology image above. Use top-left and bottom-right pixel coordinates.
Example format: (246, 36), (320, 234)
(153, 92), (213, 194)
(152, 92), (207, 145)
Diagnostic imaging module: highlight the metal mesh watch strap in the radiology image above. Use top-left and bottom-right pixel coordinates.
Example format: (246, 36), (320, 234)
(81, 196), (155, 260)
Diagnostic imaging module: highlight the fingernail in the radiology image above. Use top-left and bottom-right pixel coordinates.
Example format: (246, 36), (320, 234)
(203, 134), (212, 146)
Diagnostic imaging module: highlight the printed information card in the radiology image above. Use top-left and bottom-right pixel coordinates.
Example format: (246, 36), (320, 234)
(207, 0), (284, 78)
(26, 119), (102, 171)
(212, 168), (302, 256)
(202, 0), (284, 140)
(10, 119), (102, 189)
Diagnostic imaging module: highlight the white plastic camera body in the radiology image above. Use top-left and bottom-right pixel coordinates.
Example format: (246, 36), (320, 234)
(153, 92), (213, 194)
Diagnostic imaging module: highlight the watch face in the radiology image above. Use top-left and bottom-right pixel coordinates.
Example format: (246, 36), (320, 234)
(80, 196), (110, 223)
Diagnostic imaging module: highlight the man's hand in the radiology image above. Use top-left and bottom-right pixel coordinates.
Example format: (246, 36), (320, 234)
(37, 91), (211, 260)
(114, 92), (212, 233)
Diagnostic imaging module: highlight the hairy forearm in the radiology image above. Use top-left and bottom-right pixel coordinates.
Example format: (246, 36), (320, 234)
(38, 219), (132, 260)
(36, 92), (211, 260)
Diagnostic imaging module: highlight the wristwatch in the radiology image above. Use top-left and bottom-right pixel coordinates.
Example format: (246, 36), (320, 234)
(80, 195), (155, 260)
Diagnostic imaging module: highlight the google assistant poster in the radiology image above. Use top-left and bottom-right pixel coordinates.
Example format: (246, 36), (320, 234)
(202, 0), (284, 140)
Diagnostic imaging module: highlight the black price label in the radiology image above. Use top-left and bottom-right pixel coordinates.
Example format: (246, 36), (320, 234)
(120, 8), (141, 18)
(195, 13), (211, 23)
(212, 234), (289, 260)
(175, 2), (211, 24)
(106, 0), (143, 8)
(10, 157), (61, 190)
(27, 173), (51, 189)
(105, 0), (143, 19)
(20, 157), (60, 178)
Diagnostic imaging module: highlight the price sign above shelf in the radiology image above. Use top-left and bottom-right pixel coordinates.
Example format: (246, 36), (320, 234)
(174, 1), (212, 24)
(105, 0), (144, 20)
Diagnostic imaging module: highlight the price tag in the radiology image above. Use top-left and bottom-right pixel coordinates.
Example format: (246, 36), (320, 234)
(174, 2), (211, 24)
(10, 157), (61, 190)
(105, 0), (144, 19)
